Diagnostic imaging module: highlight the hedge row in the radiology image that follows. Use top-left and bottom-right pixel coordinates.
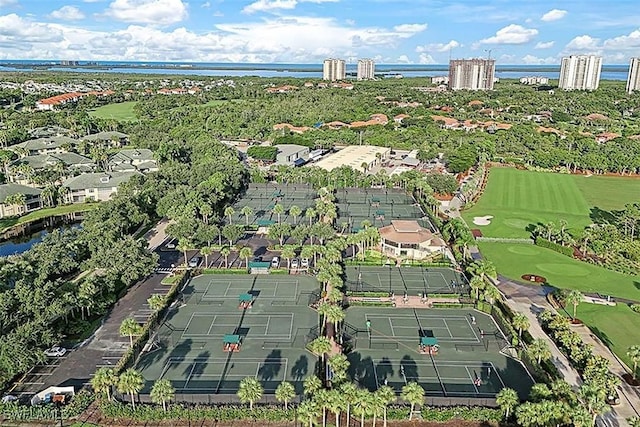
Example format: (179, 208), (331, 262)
(534, 237), (574, 257)
(0, 391), (93, 421)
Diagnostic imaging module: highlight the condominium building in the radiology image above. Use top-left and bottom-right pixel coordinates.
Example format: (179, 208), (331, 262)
(519, 76), (550, 85)
(448, 58), (496, 91)
(558, 55), (602, 90)
(357, 59), (375, 80)
(626, 57), (640, 94)
(323, 58), (346, 81)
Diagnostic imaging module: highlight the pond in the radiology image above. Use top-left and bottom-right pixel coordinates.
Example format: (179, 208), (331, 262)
(0, 214), (83, 257)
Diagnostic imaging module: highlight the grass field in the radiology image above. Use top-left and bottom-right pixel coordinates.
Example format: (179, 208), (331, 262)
(463, 168), (640, 238)
(89, 101), (138, 121)
(0, 203), (98, 233)
(477, 241), (640, 301)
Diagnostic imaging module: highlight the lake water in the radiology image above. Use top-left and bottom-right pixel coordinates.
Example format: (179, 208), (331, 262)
(0, 215), (83, 257)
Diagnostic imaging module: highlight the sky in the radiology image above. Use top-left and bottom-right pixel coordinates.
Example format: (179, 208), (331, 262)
(1, 0), (639, 64)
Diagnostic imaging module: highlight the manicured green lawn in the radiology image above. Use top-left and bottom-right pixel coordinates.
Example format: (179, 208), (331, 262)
(89, 101), (138, 121)
(463, 168), (640, 238)
(0, 203), (98, 233)
(478, 241), (640, 301)
(574, 303), (640, 373)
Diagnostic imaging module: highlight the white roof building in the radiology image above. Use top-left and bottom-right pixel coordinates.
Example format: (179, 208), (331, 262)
(312, 145), (391, 173)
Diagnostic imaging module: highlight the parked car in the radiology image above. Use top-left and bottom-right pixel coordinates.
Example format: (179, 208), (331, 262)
(165, 241), (176, 250)
(188, 256), (202, 268)
(301, 258), (309, 268)
(271, 257), (280, 268)
(291, 258), (299, 269)
(1, 395), (18, 403)
(44, 346), (67, 357)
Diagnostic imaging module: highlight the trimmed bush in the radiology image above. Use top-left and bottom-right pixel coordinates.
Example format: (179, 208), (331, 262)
(535, 237), (574, 257)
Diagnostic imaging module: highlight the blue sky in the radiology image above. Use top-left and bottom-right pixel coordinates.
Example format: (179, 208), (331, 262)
(1, 0), (639, 64)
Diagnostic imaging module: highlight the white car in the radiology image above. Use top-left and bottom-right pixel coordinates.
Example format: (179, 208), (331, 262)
(301, 258), (309, 268)
(165, 242), (176, 250)
(271, 257), (280, 268)
(291, 258), (299, 269)
(44, 346), (67, 357)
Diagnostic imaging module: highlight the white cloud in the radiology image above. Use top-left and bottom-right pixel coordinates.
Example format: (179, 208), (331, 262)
(201, 1), (210, 7)
(603, 29), (640, 50)
(0, 0), (18, 6)
(103, 0), (188, 25)
(479, 24), (538, 45)
(213, 10), (224, 17)
(541, 9), (567, 22)
(566, 34), (600, 50)
(242, 0), (338, 14)
(522, 54), (556, 65)
(418, 53), (435, 64)
(50, 6), (86, 21)
(535, 41), (554, 49)
(396, 54), (412, 64)
(393, 23), (427, 34)
(416, 40), (459, 53)
(0, 14), (65, 43)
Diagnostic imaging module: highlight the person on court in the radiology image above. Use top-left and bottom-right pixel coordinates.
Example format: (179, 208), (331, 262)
(366, 320), (371, 331)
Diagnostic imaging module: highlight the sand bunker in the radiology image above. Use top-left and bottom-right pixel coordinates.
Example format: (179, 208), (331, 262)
(473, 215), (493, 226)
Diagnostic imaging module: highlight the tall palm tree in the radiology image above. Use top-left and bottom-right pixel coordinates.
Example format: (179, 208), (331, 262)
(496, 387), (519, 420)
(200, 246), (213, 268)
(275, 381), (295, 410)
(579, 383), (610, 427)
(117, 368), (144, 409)
(289, 205), (302, 225)
(327, 354), (350, 384)
(305, 207), (317, 226)
(469, 276), (486, 300)
(150, 378), (175, 411)
(353, 388), (374, 427)
(303, 375), (322, 397)
(273, 203), (285, 224)
(326, 288), (344, 304)
(308, 336), (332, 363)
(220, 246), (231, 268)
(281, 245), (297, 269)
(147, 294), (166, 311)
(91, 367), (118, 401)
(375, 385), (396, 427)
(512, 313), (530, 341)
(119, 318), (143, 348)
(325, 304), (345, 334)
(177, 238), (191, 268)
(326, 388), (346, 427)
(628, 345), (640, 380)
(566, 290), (584, 320)
(401, 382), (424, 420)
(224, 206), (235, 225)
(340, 382), (358, 425)
(241, 205), (253, 226)
(528, 338), (552, 364)
(239, 246), (254, 271)
(297, 399), (320, 427)
(237, 377), (264, 410)
(482, 284), (501, 304)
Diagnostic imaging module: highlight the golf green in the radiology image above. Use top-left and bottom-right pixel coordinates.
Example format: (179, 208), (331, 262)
(463, 168), (640, 238)
(478, 241), (640, 301)
(90, 101), (138, 121)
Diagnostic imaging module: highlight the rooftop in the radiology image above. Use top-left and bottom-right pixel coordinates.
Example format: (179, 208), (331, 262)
(62, 171), (141, 191)
(0, 183), (42, 201)
(312, 145), (390, 172)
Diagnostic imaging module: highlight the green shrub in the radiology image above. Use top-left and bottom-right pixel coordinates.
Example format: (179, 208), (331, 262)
(269, 268), (289, 275)
(346, 291), (389, 297)
(347, 301), (394, 307)
(202, 268), (249, 274)
(630, 304), (640, 313)
(535, 237), (574, 257)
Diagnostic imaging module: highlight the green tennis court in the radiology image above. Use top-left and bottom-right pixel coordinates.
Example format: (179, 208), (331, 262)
(137, 274), (321, 395)
(345, 266), (466, 295)
(343, 306), (534, 399)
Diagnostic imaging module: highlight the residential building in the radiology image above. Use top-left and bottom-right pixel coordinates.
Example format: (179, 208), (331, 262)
(9, 153), (95, 184)
(62, 171), (141, 203)
(323, 58), (346, 81)
(431, 76), (449, 85)
(275, 144), (309, 166)
(357, 59), (375, 80)
(11, 136), (76, 156)
(35, 91), (114, 111)
(108, 149), (158, 173)
(80, 131), (129, 147)
(626, 57), (640, 94)
(0, 183), (43, 219)
(519, 76), (550, 85)
(558, 55), (602, 90)
(379, 220), (446, 260)
(448, 58), (496, 91)
(312, 145), (390, 173)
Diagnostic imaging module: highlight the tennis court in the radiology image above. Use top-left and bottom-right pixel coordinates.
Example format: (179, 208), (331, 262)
(345, 265), (466, 295)
(137, 274), (321, 395)
(343, 306), (534, 398)
(229, 183), (317, 226)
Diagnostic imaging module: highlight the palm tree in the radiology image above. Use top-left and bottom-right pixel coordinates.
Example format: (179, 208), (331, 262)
(275, 381), (295, 410)
(326, 388), (346, 427)
(579, 383), (610, 427)
(241, 205), (253, 226)
(303, 375), (322, 397)
(177, 238), (191, 268)
(200, 246), (213, 268)
(375, 385), (396, 427)
(327, 354), (350, 384)
(220, 246), (231, 268)
(468, 259), (497, 280)
(469, 276), (485, 300)
(297, 399), (320, 427)
(496, 387), (519, 419)
(325, 304), (345, 334)
(237, 377), (264, 410)
(401, 382), (424, 420)
(281, 245), (297, 269)
(147, 294), (166, 311)
(150, 378), (175, 411)
(482, 284), (501, 304)
(91, 367), (117, 401)
(239, 246), (254, 271)
(305, 207), (317, 226)
(273, 203), (285, 224)
(117, 368), (144, 409)
(628, 345), (640, 380)
(119, 318), (143, 348)
(528, 338), (552, 364)
(289, 205), (302, 225)
(224, 206), (235, 224)
(308, 336), (332, 362)
(340, 382), (358, 425)
(353, 388), (374, 427)
(566, 290), (584, 319)
(512, 313), (530, 341)
(326, 287), (344, 304)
